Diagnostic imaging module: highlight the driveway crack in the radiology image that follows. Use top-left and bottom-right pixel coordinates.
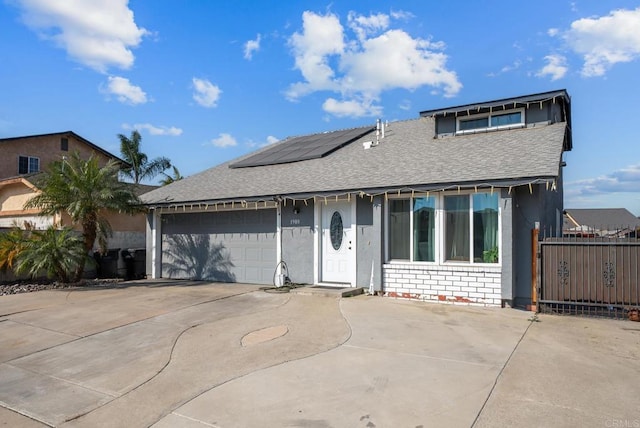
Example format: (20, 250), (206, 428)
(470, 317), (537, 427)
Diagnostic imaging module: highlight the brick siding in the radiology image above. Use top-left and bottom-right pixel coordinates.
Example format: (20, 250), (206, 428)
(383, 263), (502, 306)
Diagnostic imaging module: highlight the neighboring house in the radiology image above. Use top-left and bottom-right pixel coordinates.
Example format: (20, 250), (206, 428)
(564, 208), (640, 238)
(0, 131), (151, 251)
(0, 131), (117, 181)
(141, 89), (572, 308)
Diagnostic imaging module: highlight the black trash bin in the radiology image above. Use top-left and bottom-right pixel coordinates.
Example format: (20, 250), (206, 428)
(120, 249), (146, 280)
(121, 249), (135, 280)
(133, 249), (146, 279)
(95, 249), (120, 278)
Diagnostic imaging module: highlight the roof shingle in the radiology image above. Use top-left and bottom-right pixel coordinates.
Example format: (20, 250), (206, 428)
(142, 117), (567, 205)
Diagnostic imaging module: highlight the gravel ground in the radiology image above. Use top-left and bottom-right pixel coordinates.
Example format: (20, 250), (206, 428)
(0, 279), (124, 296)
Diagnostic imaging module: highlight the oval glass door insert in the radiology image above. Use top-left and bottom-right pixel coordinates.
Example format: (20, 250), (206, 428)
(330, 211), (343, 250)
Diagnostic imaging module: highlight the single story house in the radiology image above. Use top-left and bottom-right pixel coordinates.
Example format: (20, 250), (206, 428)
(564, 208), (640, 238)
(141, 89), (572, 308)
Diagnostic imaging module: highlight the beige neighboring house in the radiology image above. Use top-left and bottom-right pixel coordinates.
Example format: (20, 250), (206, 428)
(0, 131), (153, 252)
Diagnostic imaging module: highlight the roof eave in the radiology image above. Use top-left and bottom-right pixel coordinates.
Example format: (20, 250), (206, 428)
(142, 176), (560, 208)
(419, 89), (570, 118)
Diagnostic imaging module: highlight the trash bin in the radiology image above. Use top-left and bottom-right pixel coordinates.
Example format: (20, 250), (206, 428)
(133, 249), (146, 279)
(121, 249), (135, 280)
(120, 249), (146, 280)
(94, 249), (120, 278)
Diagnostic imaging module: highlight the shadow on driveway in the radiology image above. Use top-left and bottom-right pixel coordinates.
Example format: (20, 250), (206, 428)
(0, 282), (638, 427)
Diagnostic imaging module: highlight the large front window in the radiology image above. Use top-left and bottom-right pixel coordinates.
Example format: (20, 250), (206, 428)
(473, 193), (499, 263)
(389, 199), (410, 259)
(388, 192), (499, 264)
(413, 197), (436, 262)
(445, 195), (470, 261)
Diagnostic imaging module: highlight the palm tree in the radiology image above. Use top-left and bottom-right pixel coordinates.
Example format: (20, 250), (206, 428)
(24, 152), (144, 281)
(118, 130), (171, 184)
(159, 165), (184, 186)
(15, 226), (85, 283)
(0, 225), (30, 273)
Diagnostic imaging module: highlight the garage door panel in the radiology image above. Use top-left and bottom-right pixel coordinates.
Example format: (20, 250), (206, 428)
(244, 267), (260, 283)
(246, 248), (260, 262)
(161, 210), (276, 284)
(162, 211), (275, 235)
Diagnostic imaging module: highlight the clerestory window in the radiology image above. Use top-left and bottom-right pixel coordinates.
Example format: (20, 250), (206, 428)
(457, 109), (524, 134)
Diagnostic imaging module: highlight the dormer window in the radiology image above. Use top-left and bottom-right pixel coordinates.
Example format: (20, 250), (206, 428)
(456, 108), (524, 135)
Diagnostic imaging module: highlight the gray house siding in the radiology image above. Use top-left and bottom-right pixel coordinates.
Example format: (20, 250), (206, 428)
(434, 99), (565, 137)
(500, 189), (514, 306)
(281, 201), (315, 285)
(513, 186), (538, 307)
(355, 196), (383, 289)
(512, 182), (563, 306)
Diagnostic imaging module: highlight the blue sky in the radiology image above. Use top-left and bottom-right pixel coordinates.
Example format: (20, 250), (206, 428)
(1, 1), (640, 215)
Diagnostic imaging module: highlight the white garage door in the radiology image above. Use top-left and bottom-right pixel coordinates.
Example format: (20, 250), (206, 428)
(161, 209), (277, 284)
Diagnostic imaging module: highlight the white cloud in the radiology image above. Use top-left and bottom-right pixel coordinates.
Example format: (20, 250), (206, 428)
(398, 99), (411, 111)
(565, 164), (640, 215)
(501, 60), (522, 73)
(341, 29), (461, 96)
(14, 0), (148, 72)
(537, 54), (568, 80)
(123, 123), (182, 136)
(347, 11), (389, 41)
(567, 164), (640, 196)
(286, 11), (345, 99)
(287, 10), (461, 118)
(564, 7), (640, 77)
(244, 34), (261, 60)
(547, 28), (559, 37)
(210, 133), (237, 148)
(103, 76), (147, 104)
(266, 135), (279, 145)
(245, 135), (279, 149)
(390, 10), (414, 21)
(323, 98), (382, 118)
(192, 77), (221, 107)
(488, 59), (522, 77)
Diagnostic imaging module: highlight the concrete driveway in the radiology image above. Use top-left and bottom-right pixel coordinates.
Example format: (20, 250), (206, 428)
(0, 281), (638, 427)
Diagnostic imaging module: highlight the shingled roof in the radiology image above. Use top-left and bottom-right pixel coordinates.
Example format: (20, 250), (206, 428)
(141, 116), (567, 206)
(564, 208), (640, 229)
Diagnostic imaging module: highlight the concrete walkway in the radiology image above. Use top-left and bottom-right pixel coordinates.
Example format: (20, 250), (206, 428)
(0, 281), (638, 427)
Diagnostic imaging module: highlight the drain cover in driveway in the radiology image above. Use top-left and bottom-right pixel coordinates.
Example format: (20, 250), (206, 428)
(241, 325), (289, 346)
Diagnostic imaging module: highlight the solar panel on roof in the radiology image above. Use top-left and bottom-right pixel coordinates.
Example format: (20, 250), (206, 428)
(229, 126), (374, 168)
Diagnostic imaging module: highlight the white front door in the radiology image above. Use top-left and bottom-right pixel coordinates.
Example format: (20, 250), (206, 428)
(321, 201), (354, 284)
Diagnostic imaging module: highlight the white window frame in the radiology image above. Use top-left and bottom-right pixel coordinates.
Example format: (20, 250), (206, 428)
(18, 155), (40, 174)
(385, 191), (501, 266)
(456, 108), (525, 135)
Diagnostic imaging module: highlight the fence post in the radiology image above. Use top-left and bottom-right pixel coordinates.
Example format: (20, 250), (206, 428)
(530, 223), (540, 312)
